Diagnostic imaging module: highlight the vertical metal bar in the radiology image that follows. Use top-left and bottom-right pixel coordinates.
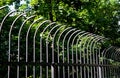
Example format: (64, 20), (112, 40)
(86, 34), (96, 78)
(94, 37), (104, 78)
(82, 34), (91, 78)
(89, 36), (102, 78)
(40, 22), (56, 78)
(26, 18), (44, 78)
(62, 28), (76, 78)
(94, 42), (98, 78)
(105, 47), (116, 78)
(18, 16), (35, 78)
(52, 26), (64, 78)
(0, 7), (10, 78)
(101, 49), (106, 78)
(40, 34), (42, 78)
(67, 30), (81, 78)
(52, 26), (63, 78)
(33, 20), (50, 78)
(46, 24), (60, 78)
(86, 34), (95, 78)
(0, 11), (16, 78)
(47, 26), (59, 78)
(89, 35), (98, 78)
(98, 67), (102, 78)
(71, 31), (85, 78)
(111, 48), (116, 78)
(112, 48), (119, 78)
(34, 20), (51, 78)
(102, 46), (113, 78)
(69, 30), (81, 78)
(67, 50), (70, 78)
(40, 22), (57, 78)
(92, 36), (104, 78)
(114, 48), (119, 78)
(9, 13), (25, 78)
(8, 66), (10, 78)
(67, 30), (80, 78)
(57, 27), (72, 78)
(76, 32), (89, 78)
(74, 32), (85, 78)
(92, 38), (98, 78)
(112, 67), (116, 78)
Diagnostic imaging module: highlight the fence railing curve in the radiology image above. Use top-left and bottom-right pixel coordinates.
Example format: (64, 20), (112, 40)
(0, 8), (120, 78)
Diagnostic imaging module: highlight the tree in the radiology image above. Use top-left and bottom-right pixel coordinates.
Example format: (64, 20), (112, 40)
(29, 0), (120, 46)
(0, 0), (120, 78)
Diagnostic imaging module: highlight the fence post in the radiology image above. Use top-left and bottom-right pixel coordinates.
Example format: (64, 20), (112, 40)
(51, 66), (54, 78)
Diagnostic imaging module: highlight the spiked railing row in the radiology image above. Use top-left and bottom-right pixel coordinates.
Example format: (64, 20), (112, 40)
(0, 6), (120, 78)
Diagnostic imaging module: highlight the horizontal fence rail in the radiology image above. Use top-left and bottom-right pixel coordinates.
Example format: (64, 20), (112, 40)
(0, 6), (120, 78)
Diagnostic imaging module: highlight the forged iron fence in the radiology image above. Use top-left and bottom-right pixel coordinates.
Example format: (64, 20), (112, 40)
(0, 6), (120, 78)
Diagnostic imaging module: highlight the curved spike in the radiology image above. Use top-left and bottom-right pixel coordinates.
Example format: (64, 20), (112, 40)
(115, 48), (120, 61)
(57, 27), (72, 62)
(25, 18), (49, 78)
(39, 22), (57, 78)
(9, 13), (26, 62)
(110, 47), (119, 61)
(0, 11), (16, 32)
(39, 22), (56, 61)
(92, 36), (105, 64)
(64, 30), (80, 78)
(61, 28), (76, 78)
(18, 15), (36, 62)
(0, 5), (8, 10)
(90, 36), (104, 63)
(18, 15), (36, 78)
(33, 20), (52, 62)
(46, 24), (61, 61)
(109, 47), (116, 60)
(93, 37), (106, 78)
(80, 33), (93, 78)
(62, 28), (76, 62)
(8, 12), (25, 78)
(33, 20), (51, 78)
(114, 48), (119, 61)
(66, 30), (81, 78)
(25, 18), (46, 63)
(51, 25), (65, 62)
(89, 36), (104, 78)
(101, 46), (113, 77)
(67, 31), (85, 78)
(105, 46), (116, 63)
(114, 47), (120, 61)
(38, 22), (56, 63)
(52, 25), (65, 78)
(40, 22), (56, 37)
(86, 34), (97, 78)
(75, 32), (90, 78)
(102, 46), (113, 64)
(104, 46), (117, 78)
(45, 24), (61, 78)
(83, 34), (100, 78)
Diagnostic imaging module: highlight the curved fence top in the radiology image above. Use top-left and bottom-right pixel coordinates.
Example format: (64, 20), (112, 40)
(0, 6), (120, 78)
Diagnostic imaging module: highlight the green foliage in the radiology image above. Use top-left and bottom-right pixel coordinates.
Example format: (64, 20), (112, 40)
(0, 0), (120, 77)
(0, 0), (15, 6)
(28, 0), (120, 46)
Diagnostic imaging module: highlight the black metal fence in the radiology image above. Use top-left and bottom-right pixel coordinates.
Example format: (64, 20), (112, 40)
(0, 6), (120, 78)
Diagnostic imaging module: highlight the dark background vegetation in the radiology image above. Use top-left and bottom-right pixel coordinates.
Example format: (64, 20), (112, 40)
(0, 0), (120, 78)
